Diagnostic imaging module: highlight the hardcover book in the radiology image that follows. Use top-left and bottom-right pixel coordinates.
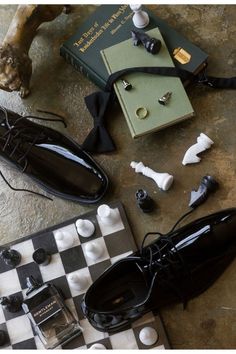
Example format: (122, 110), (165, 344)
(101, 27), (195, 138)
(60, 5), (208, 90)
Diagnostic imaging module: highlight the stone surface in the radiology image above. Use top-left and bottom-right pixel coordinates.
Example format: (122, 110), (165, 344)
(0, 4), (235, 349)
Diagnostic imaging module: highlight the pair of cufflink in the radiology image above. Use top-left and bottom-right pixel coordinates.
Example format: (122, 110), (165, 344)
(121, 80), (172, 119)
(121, 79), (172, 105)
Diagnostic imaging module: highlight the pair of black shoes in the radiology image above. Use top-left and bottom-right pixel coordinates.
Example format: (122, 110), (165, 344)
(82, 208), (236, 333)
(0, 107), (108, 203)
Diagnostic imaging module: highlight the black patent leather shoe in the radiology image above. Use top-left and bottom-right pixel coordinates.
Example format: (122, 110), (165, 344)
(81, 208), (236, 332)
(0, 107), (108, 203)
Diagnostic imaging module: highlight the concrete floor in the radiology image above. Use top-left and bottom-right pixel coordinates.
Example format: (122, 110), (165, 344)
(0, 4), (235, 349)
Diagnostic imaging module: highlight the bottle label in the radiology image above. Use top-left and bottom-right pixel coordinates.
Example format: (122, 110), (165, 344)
(31, 295), (62, 325)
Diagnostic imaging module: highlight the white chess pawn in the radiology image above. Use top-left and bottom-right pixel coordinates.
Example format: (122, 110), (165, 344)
(182, 133), (214, 165)
(54, 229), (74, 249)
(139, 327), (158, 346)
(130, 161), (173, 191)
(85, 241), (103, 260)
(97, 204), (118, 226)
(89, 343), (106, 349)
(130, 4), (150, 28)
(67, 272), (88, 291)
(76, 219), (95, 238)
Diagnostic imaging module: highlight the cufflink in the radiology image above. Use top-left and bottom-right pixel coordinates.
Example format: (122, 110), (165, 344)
(121, 79), (132, 91)
(158, 91), (172, 105)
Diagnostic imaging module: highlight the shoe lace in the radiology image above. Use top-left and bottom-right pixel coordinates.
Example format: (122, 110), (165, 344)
(140, 209), (195, 308)
(0, 106), (66, 200)
(0, 106), (66, 172)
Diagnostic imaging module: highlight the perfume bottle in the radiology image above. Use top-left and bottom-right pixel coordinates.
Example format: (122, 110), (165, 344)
(22, 276), (82, 349)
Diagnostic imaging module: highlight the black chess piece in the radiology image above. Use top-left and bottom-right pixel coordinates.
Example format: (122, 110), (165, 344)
(0, 248), (21, 267)
(0, 330), (7, 347)
(0, 295), (22, 313)
(135, 189), (155, 213)
(131, 30), (162, 54)
(26, 276), (42, 295)
(189, 175), (219, 208)
(32, 248), (51, 266)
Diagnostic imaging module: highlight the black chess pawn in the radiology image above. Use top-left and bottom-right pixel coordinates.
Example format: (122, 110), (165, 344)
(0, 330), (7, 347)
(0, 248), (21, 267)
(135, 189), (155, 213)
(0, 295), (22, 313)
(32, 248), (51, 266)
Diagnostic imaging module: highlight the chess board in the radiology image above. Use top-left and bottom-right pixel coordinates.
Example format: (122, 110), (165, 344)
(0, 202), (170, 349)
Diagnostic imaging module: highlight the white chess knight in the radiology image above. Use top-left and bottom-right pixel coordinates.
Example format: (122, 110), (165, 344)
(182, 133), (214, 165)
(97, 204), (118, 226)
(85, 241), (103, 260)
(76, 219), (95, 238)
(54, 229), (74, 249)
(130, 4), (149, 28)
(68, 272), (88, 291)
(130, 161), (173, 191)
(139, 327), (158, 346)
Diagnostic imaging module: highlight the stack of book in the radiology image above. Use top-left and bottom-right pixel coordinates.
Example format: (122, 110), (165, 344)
(60, 5), (208, 138)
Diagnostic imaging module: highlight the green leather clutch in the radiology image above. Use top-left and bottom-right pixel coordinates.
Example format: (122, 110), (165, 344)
(101, 27), (195, 138)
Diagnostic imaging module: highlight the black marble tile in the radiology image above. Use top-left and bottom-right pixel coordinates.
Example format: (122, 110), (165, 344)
(16, 262), (43, 290)
(104, 230), (134, 257)
(49, 275), (72, 299)
(89, 259), (111, 282)
(60, 246), (86, 273)
(32, 232), (58, 255)
(12, 337), (37, 349)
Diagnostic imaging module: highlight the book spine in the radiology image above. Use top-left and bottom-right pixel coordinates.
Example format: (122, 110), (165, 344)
(60, 45), (106, 90)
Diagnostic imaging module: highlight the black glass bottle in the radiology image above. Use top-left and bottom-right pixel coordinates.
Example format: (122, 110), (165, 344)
(22, 276), (81, 349)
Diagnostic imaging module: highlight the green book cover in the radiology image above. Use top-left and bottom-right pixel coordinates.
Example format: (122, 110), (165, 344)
(60, 5), (208, 90)
(101, 28), (195, 138)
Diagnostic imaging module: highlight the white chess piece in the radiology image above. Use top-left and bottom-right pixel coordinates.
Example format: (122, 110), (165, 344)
(54, 229), (74, 249)
(89, 343), (106, 349)
(68, 272), (88, 291)
(130, 4), (149, 28)
(76, 219), (95, 238)
(182, 133), (214, 165)
(97, 204), (118, 226)
(139, 327), (158, 346)
(85, 241), (103, 260)
(130, 161), (173, 191)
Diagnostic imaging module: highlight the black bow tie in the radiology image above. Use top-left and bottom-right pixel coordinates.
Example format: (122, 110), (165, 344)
(82, 91), (115, 153)
(82, 66), (236, 154)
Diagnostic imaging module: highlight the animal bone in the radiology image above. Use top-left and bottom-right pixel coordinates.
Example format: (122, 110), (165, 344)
(0, 5), (70, 98)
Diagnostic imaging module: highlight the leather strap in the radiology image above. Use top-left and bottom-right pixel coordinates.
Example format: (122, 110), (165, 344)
(82, 66), (236, 154)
